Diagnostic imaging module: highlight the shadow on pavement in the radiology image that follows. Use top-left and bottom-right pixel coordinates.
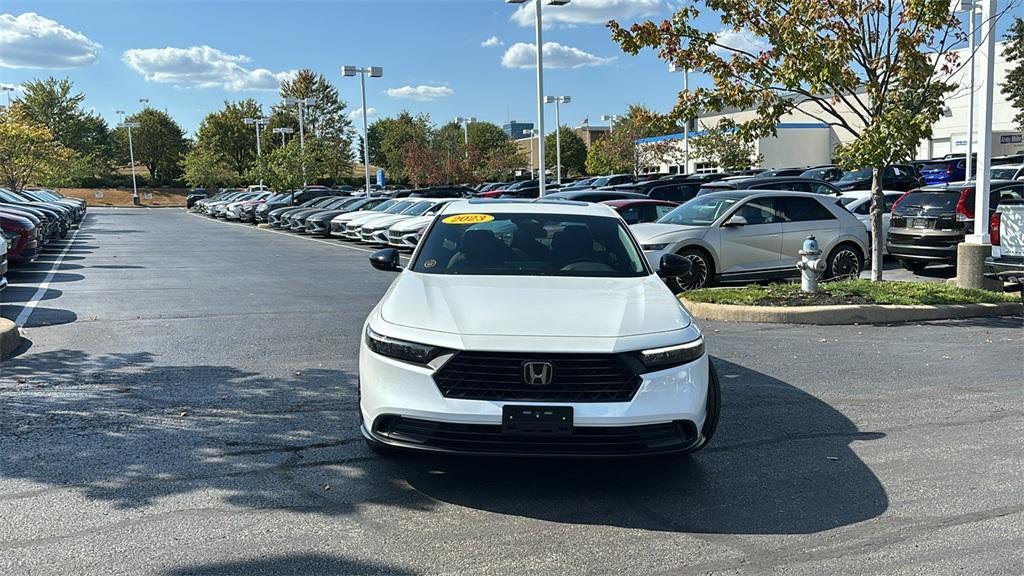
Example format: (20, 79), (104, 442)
(163, 553), (417, 576)
(0, 286), (62, 303)
(0, 350), (889, 536)
(0, 306), (78, 327)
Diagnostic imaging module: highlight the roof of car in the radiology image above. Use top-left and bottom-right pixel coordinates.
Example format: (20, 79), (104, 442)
(602, 199), (678, 207)
(439, 198), (619, 217)
(839, 190), (906, 198)
(700, 189), (839, 201)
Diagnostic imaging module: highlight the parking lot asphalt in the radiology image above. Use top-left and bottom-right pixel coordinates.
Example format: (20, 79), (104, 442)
(1, 208), (1022, 576)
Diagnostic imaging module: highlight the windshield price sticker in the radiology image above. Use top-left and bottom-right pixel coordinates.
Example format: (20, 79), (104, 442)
(442, 214), (494, 225)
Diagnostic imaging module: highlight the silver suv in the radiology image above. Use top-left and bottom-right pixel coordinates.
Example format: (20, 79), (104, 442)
(631, 191), (869, 290)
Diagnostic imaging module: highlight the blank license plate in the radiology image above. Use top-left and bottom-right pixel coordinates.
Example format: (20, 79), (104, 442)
(912, 218), (930, 228)
(502, 406), (573, 436)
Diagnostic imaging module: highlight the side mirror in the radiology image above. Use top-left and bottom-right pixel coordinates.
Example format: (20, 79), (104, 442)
(369, 248), (402, 272)
(658, 253), (692, 278)
(723, 214), (748, 227)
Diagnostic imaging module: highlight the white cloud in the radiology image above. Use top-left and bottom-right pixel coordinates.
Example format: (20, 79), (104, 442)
(385, 85), (454, 102)
(0, 12), (101, 69)
(712, 29), (769, 58)
(501, 42), (615, 69)
(481, 36), (503, 48)
(121, 45), (296, 91)
(348, 107), (377, 120)
(510, 0), (661, 27)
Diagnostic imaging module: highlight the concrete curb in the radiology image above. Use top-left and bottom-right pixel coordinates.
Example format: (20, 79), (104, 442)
(681, 298), (1023, 325)
(0, 319), (22, 360)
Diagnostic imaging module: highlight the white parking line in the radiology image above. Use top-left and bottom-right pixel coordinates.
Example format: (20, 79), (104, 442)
(14, 228), (80, 328)
(185, 210), (402, 257)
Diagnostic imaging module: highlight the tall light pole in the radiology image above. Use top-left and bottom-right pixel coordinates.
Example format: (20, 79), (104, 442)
(284, 96), (316, 186)
(670, 64), (691, 174)
(118, 119), (141, 205)
(602, 114), (622, 133)
(506, 0), (571, 196)
(544, 96), (570, 184)
(455, 116), (477, 158)
(527, 128), (539, 179)
(341, 66), (383, 194)
(273, 126), (294, 145)
(1, 85), (13, 107)
(243, 117), (268, 186)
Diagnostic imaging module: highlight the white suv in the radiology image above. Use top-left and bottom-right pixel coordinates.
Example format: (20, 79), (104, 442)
(359, 200), (719, 457)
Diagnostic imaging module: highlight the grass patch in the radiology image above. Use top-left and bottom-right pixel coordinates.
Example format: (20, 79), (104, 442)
(60, 188), (187, 207)
(683, 279), (1018, 307)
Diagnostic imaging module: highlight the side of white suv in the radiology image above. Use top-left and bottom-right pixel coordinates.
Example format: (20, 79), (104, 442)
(358, 200), (719, 457)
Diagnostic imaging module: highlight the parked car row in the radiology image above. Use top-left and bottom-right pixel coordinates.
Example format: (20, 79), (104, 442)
(0, 188), (86, 277)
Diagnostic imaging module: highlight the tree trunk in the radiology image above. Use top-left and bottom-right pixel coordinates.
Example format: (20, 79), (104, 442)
(869, 166), (885, 282)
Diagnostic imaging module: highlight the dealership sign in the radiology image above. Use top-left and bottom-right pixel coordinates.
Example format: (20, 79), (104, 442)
(1000, 134), (1023, 144)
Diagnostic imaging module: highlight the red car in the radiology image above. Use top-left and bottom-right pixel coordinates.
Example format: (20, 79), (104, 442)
(0, 210), (41, 264)
(602, 199), (678, 225)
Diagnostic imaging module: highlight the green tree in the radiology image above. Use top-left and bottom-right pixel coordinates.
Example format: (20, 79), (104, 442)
(1004, 17), (1024, 131)
(0, 107), (73, 191)
(481, 139), (528, 181)
(586, 136), (632, 176)
(584, 105), (684, 176)
(272, 69), (354, 181)
(182, 146), (238, 189)
(367, 111), (431, 182)
(610, 0), (967, 281)
(113, 108), (189, 182)
(545, 127), (588, 177)
(688, 124), (763, 171)
(193, 99), (263, 177)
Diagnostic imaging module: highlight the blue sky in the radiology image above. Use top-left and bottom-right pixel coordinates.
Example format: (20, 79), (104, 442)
(0, 1), (1011, 138)
(0, 0), (703, 136)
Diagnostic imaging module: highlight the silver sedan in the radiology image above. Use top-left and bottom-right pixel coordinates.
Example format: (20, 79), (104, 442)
(631, 190), (869, 290)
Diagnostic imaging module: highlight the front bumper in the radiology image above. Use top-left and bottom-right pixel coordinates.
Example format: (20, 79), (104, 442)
(306, 220), (328, 235)
(359, 343), (711, 456)
(986, 256), (1024, 281)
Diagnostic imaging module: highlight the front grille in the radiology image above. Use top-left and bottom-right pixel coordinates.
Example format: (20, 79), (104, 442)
(330, 222), (343, 233)
(388, 229), (403, 245)
(433, 352), (642, 403)
(344, 223), (360, 237)
(374, 416), (697, 455)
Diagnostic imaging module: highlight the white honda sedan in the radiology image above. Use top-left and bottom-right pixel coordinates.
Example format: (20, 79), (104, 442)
(359, 200), (719, 457)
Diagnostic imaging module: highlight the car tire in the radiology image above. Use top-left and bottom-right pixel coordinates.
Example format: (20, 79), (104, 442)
(667, 248), (713, 292)
(685, 361), (721, 455)
(899, 258), (928, 272)
(825, 244), (864, 280)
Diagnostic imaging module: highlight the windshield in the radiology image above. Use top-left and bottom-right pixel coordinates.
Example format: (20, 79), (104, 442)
(412, 213), (647, 277)
(839, 168), (871, 181)
(384, 200), (416, 214)
(659, 196), (740, 226)
(402, 202), (436, 216)
(921, 162), (950, 172)
(839, 196), (859, 206)
(991, 168), (1019, 179)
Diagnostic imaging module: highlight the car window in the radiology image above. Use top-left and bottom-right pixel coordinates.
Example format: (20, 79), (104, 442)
(660, 196), (740, 225)
(617, 205), (643, 224)
(412, 213), (647, 277)
(811, 183), (838, 195)
(776, 197), (837, 222)
(884, 195), (900, 211)
(995, 185), (1024, 205)
(734, 198), (780, 224)
(655, 204), (676, 219)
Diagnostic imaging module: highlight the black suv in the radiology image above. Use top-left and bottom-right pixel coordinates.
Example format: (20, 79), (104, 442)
(255, 189), (341, 223)
(887, 180), (1024, 271)
(835, 165), (923, 192)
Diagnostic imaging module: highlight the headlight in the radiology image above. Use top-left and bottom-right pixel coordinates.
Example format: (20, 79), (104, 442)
(638, 336), (705, 371)
(642, 243), (669, 251)
(365, 326), (452, 365)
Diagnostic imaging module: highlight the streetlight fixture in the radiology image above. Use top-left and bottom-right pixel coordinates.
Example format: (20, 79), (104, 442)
(602, 114), (622, 133)
(118, 120), (141, 205)
(506, 0), (571, 196)
(950, 0), (997, 289)
(341, 65), (383, 194)
(272, 126), (294, 145)
(544, 96), (570, 184)
(1, 85), (14, 107)
(243, 117), (269, 185)
(454, 116), (477, 157)
(139, 98), (149, 108)
(669, 63), (691, 174)
(284, 96), (316, 185)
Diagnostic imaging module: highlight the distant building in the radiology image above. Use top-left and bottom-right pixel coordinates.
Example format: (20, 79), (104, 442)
(503, 121), (534, 140)
(573, 124), (611, 148)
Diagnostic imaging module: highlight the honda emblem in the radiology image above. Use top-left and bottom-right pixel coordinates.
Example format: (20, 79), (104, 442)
(522, 361), (554, 386)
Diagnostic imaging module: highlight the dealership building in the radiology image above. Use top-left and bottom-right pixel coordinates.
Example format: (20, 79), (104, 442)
(639, 41), (1021, 174)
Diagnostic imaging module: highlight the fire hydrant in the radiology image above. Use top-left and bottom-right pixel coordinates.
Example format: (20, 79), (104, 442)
(796, 235), (826, 293)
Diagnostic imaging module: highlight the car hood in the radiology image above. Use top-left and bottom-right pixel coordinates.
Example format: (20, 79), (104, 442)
(347, 212), (398, 227)
(307, 209), (348, 221)
(364, 214), (411, 230)
(380, 272), (691, 337)
(332, 210), (382, 224)
(390, 215), (433, 232)
(630, 223), (709, 244)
